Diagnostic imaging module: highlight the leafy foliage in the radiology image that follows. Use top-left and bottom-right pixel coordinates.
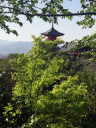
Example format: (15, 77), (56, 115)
(0, 58), (15, 127)
(1, 36), (96, 128)
(70, 32), (96, 61)
(34, 76), (89, 128)
(0, 32), (96, 128)
(0, 0), (72, 35)
(0, 0), (96, 34)
(78, 0), (96, 28)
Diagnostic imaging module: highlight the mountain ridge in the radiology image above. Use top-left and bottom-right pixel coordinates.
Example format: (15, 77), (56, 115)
(0, 39), (33, 58)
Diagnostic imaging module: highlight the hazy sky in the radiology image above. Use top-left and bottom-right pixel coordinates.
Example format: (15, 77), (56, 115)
(0, 0), (96, 42)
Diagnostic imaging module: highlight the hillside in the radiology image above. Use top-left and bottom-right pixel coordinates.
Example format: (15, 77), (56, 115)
(0, 39), (33, 58)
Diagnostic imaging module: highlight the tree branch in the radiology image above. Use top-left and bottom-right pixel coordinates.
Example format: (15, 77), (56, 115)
(0, 5), (14, 10)
(0, 5), (42, 10)
(0, 11), (96, 17)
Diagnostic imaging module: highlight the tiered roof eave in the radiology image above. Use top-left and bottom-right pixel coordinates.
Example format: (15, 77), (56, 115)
(41, 26), (64, 37)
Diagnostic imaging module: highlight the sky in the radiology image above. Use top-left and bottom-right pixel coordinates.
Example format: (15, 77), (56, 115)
(0, 0), (96, 42)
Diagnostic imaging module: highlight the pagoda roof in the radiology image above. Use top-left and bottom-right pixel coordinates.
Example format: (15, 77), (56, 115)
(41, 26), (64, 37)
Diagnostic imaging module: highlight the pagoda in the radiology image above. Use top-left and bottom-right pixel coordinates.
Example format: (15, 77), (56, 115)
(41, 23), (64, 41)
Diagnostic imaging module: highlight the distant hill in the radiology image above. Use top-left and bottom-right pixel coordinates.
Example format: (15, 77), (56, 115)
(0, 39), (33, 58)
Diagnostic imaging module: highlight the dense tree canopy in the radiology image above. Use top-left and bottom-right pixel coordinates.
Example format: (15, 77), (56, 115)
(0, 0), (96, 35)
(0, 35), (95, 128)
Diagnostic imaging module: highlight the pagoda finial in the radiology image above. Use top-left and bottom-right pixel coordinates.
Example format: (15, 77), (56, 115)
(52, 21), (54, 28)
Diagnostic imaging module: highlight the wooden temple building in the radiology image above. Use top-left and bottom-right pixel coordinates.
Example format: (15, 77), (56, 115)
(59, 43), (93, 56)
(41, 25), (93, 56)
(41, 24), (64, 41)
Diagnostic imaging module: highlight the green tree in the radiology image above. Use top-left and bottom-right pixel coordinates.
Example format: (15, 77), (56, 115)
(77, 0), (96, 28)
(70, 32), (96, 61)
(76, 67), (96, 128)
(3, 36), (90, 128)
(0, 58), (15, 127)
(34, 76), (89, 128)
